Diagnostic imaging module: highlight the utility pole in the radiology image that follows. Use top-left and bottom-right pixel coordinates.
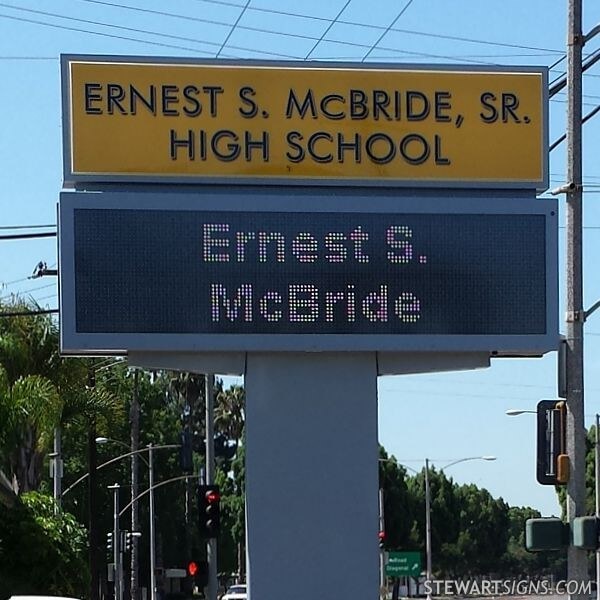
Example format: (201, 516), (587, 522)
(565, 0), (587, 595)
(149, 444), (157, 600)
(52, 427), (62, 512)
(109, 483), (122, 600)
(205, 374), (218, 600)
(594, 413), (600, 600)
(425, 459), (432, 600)
(130, 369), (140, 600)
(88, 417), (100, 600)
(378, 488), (385, 595)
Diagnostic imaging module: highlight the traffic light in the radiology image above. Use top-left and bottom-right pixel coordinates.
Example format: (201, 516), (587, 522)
(123, 531), (141, 553)
(525, 517), (568, 551)
(198, 484), (221, 538)
(536, 400), (569, 485)
(378, 530), (386, 549)
(572, 516), (599, 550)
(187, 559), (209, 588)
(179, 430), (193, 472)
(187, 560), (199, 577)
(214, 434), (236, 460)
(106, 532), (113, 553)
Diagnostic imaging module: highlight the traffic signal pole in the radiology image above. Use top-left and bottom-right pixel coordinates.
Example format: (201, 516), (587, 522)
(564, 0), (587, 596)
(379, 488), (385, 593)
(149, 445), (157, 600)
(205, 374), (218, 600)
(109, 483), (123, 600)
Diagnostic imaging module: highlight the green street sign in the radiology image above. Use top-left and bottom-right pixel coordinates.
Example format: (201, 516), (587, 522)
(385, 551), (421, 577)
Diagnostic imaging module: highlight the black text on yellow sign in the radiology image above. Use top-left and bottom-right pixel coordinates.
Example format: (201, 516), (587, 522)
(63, 58), (548, 188)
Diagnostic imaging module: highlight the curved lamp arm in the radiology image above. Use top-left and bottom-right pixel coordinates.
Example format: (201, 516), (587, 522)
(61, 443), (180, 497)
(118, 474), (195, 517)
(442, 456), (496, 470)
(96, 437), (151, 467)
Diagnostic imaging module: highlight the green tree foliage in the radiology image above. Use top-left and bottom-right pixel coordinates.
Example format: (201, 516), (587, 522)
(378, 449), (416, 550)
(0, 491), (88, 598)
(3, 299), (567, 586)
(453, 484), (510, 574)
(557, 423), (596, 518)
(379, 454), (564, 579)
(0, 302), (61, 494)
(501, 506), (565, 578)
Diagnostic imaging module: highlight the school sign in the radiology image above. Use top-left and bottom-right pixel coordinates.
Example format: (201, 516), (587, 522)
(62, 57), (548, 189)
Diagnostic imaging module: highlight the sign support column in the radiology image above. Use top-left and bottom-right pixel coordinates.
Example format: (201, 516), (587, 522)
(245, 352), (379, 600)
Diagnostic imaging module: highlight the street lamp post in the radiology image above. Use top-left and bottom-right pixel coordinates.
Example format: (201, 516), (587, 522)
(96, 437), (149, 600)
(380, 455), (496, 599)
(63, 441), (179, 600)
(108, 483), (123, 600)
(149, 444), (157, 600)
(424, 456), (496, 600)
(596, 414), (600, 600)
(424, 458), (432, 599)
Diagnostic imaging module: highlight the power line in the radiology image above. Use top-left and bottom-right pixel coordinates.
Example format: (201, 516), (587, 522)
(0, 4), (522, 65)
(0, 2), (229, 51)
(216, 0), (250, 58)
(0, 231), (56, 241)
(362, 0), (416, 63)
(72, 0), (564, 58)
(0, 12), (215, 56)
(0, 56), (55, 60)
(0, 282), (56, 300)
(0, 308), (58, 317)
(188, 0), (564, 54)
(0, 10), (301, 59)
(306, 0), (352, 60)
(0, 224), (55, 230)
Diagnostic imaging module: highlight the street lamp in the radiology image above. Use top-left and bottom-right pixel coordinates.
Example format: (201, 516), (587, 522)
(505, 409), (537, 416)
(96, 436), (150, 466)
(381, 455), (496, 600)
(62, 442), (180, 600)
(425, 456), (496, 600)
(96, 436), (148, 600)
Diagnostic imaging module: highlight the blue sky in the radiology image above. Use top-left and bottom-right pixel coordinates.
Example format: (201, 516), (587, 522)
(1, 0), (600, 517)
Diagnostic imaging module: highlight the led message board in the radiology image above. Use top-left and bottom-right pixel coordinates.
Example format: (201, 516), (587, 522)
(61, 56), (548, 189)
(59, 191), (558, 355)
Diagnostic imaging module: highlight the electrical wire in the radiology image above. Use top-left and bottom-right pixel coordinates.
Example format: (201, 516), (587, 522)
(216, 0), (250, 58)
(0, 231), (56, 240)
(0, 224), (55, 230)
(362, 0), (416, 63)
(0, 282), (56, 300)
(0, 6), (531, 65)
(0, 308), (58, 317)
(70, 0), (565, 58)
(305, 0), (353, 60)
(183, 0), (565, 54)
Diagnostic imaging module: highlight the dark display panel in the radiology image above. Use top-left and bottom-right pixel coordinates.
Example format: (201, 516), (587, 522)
(72, 209), (547, 336)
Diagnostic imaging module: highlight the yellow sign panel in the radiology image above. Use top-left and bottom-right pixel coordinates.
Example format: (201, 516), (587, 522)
(62, 57), (548, 188)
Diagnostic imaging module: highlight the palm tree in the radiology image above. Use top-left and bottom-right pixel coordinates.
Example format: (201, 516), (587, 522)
(215, 384), (245, 452)
(0, 299), (124, 600)
(214, 383), (246, 578)
(0, 301), (62, 495)
(0, 366), (61, 495)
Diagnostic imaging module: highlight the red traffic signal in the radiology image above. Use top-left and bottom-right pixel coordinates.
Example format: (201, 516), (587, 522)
(187, 560), (199, 577)
(206, 490), (220, 504)
(198, 484), (221, 538)
(378, 531), (386, 548)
